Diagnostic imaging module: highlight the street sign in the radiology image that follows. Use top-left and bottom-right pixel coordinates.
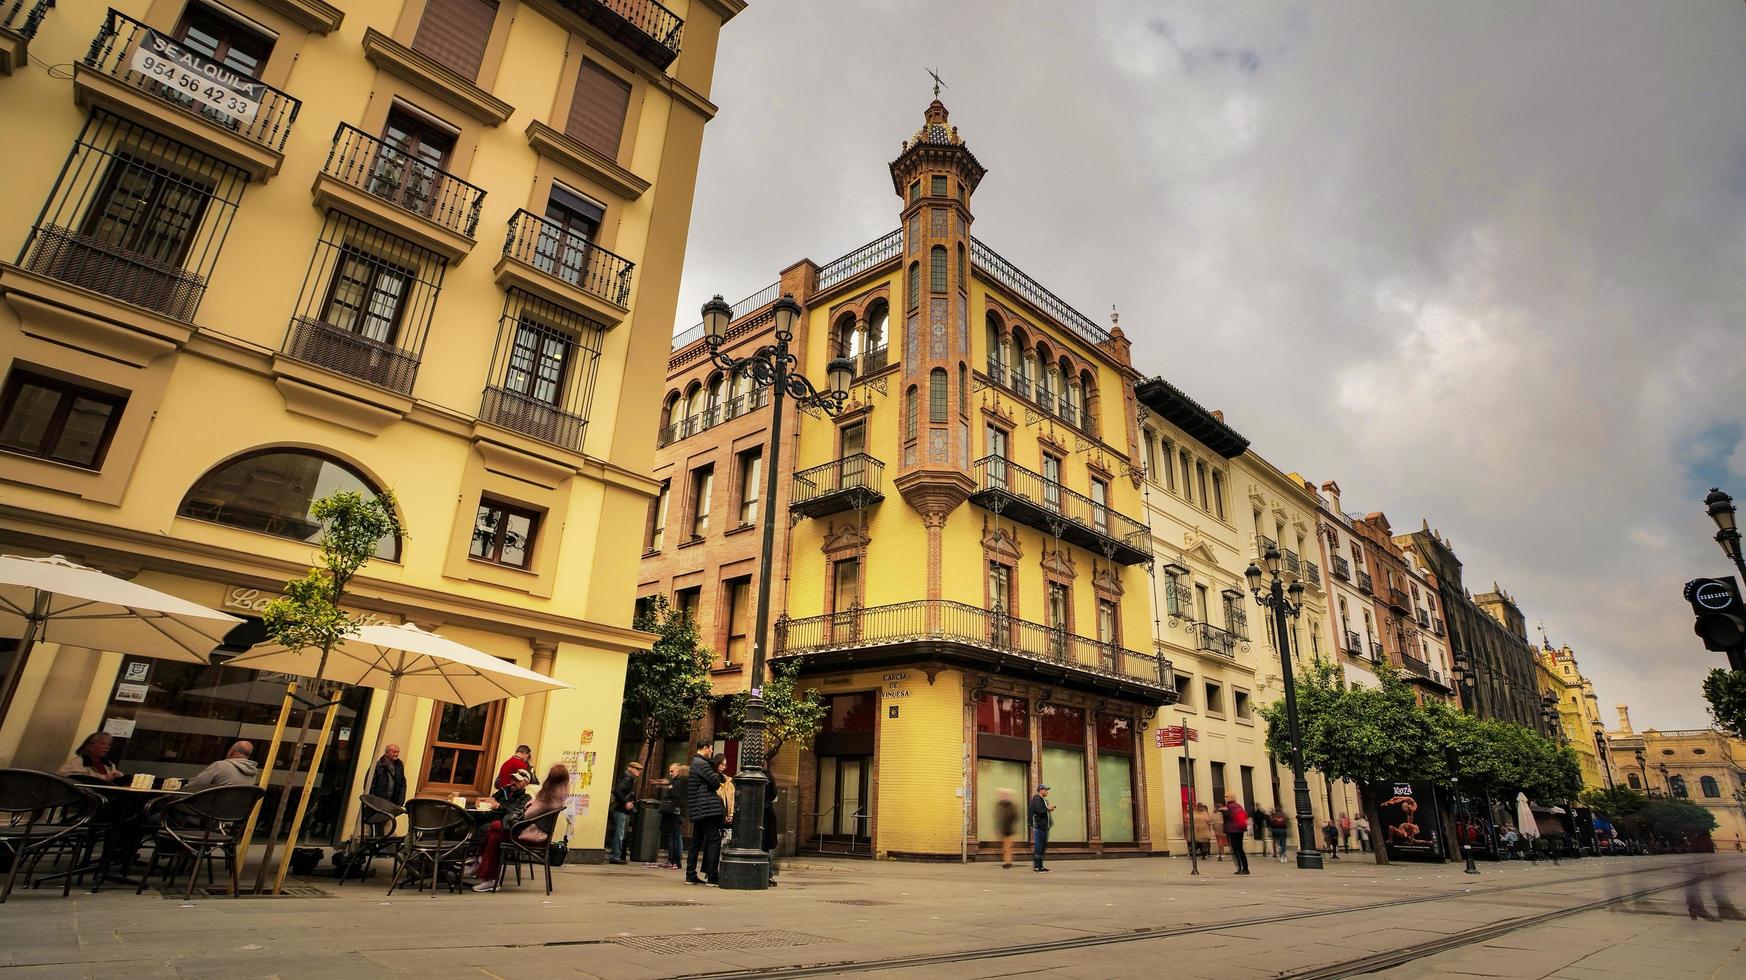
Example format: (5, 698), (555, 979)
(1155, 725), (1199, 747)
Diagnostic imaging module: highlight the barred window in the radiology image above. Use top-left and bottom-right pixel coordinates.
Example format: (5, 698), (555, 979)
(481, 290), (605, 451)
(324, 248), (412, 343)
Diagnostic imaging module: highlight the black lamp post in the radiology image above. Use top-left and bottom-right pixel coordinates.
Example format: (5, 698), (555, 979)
(1247, 545), (1322, 870)
(1635, 748), (1648, 795)
(1706, 488), (1746, 583)
(700, 293), (853, 891)
(1593, 721), (1614, 789)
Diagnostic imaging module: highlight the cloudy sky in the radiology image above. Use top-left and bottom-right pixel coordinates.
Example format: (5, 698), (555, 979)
(673, 0), (1746, 731)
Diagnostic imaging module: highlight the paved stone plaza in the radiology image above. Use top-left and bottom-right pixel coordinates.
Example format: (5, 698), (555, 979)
(0, 852), (1741, 978)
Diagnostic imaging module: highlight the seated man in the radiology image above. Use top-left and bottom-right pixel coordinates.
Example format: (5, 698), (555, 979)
(496, 745), (537, 789)
(183, 741), (259, 791)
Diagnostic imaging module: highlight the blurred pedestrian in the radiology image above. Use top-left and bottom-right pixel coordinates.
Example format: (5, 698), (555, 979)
(1269, 806), (1289, 863)
(1355, 814), (1372, 853)
(1339, 812), (1353, 853)
(1322, 817), (1339, 854)
(1252, 803), (1269, 857)
(1029, 785), (1055, 872)
(1192, 803), (1216, 860)
(995, 788), (1020, 868)
(1217, 795), (1250, 874)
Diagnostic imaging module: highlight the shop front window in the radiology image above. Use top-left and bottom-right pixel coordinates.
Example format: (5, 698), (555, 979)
(1095, 713), (1135, 843)
(1039, 703), (1086, 842)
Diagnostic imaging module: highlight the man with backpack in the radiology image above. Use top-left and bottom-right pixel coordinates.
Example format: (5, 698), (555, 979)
(1268, 806), (1290, 863)
(1217, 795), (1250, 874)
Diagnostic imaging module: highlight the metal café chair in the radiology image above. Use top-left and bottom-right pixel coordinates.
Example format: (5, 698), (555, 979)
(0, 770), (100, 903)
(386, 798), (472, 896)
(496, 804), (564, 895)
(337, 794), (404, 886)
(135, 785), (264, 899)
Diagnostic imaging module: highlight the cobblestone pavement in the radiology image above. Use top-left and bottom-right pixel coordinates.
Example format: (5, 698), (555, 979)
(0, 851), (1740, 978)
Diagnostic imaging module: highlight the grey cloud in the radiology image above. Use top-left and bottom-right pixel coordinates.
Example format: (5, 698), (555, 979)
(676, 0), (1746, 729)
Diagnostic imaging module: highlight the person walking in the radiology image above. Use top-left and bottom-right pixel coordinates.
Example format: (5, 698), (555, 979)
(657, 763), (685, 869)
(1029, 785), (1055, 872)
(1322, 817), (1339, 856)
(1192, 803), (1217, 861)
(1217, 796), (1250, 874)
(1355, 814), (1372, 853)
(995, 788), (1020, 868)
(1339, 812), (1353, 853)
(606, 760), (642, 864)
(1269, 806), (1290, 863)
(685, 742), (725, 884)
(1252, 802), (1269, 858)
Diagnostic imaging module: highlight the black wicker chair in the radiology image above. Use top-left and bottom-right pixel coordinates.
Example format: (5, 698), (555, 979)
(0, 770), (99, 902)
(496, 804), (564, 895)
(387, 798), (472, 896)
(135, 785), (264, 899)
(337, 794), (405, 885)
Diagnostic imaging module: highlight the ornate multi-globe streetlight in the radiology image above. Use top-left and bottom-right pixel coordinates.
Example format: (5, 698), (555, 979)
(699, 293), (853, 891)
(1245, 544), (1323, 870)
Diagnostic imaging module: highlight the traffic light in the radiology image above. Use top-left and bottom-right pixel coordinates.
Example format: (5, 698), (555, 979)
(1685, 576), (1746, 670)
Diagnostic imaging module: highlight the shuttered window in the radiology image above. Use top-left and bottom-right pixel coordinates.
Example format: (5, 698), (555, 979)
(566, 59), (632, 158)
(412, 0), (497, 81)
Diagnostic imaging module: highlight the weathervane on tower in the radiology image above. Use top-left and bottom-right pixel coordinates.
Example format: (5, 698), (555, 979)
(926, 66), (947, 98)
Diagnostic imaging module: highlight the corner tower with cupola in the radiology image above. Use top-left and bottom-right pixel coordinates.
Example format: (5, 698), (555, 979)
(889, 99), (986, 599)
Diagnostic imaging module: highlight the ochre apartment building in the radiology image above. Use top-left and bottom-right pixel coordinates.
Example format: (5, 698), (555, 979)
(1533, 640), (1608, 792)
(0, 0), (739, 855)
(1605, 706), (1746, 845)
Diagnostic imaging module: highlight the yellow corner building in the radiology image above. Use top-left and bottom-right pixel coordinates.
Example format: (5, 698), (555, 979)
(0, 0), (740, 856)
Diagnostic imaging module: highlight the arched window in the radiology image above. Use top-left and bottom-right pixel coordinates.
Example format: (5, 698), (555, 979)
(865, 301), (888, 352)
(731, 368), (753, 402)
(1701, 775), (1721, 798)
(1669, 775), (1687, 798)
(834, 313), (859, 357)
(907, 261), (920, 308)
(684, 381), (704, 423)
(905, 386), (918, 441)
(929, 368), (947, 422)
(1627, 772), (1640, 789)
(1043, 362), (1062, 413)
(178, 450), (401, 560)
(660, 391), (680, 430)
(706, 372), (725, 416)
(930, 246), (947, 293)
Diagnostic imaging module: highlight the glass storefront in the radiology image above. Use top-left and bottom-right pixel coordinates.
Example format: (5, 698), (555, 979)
(1096, 714), (1136, 843)
(101, 632), (371, 844)
(976, 757), (1027, 840)
(1040, 704), (1086, 842)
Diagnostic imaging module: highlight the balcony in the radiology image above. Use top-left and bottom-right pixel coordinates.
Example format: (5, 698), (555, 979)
(1284, 549), (1301, 576)
(552, 0), (682, 70)
(773, 599), (1177, 705)
(1388, 587), (1410, 614)
(497, 209), (633, 325)
(970, 237), (1111, 348)
(1, 0), (53, 75)
(842, 345), (889, 378)
(816, 229), (901, 292)
(984, 365), (1094, 437)
(969, 456), (1151, 565)
(1416, 608), (1431, 629)
(1164, 579), (1195, 621)
(476, 290), (605, 452)
(1369, 639), (1385, 662)
(1399, 654), (1450, 690)
(74, 9), (300, 180)
(1259, 536), (1277, 558)
(1343, 630), (1364, 657)
(1432, 620), (1444, 637)
(657, 388), (767, 447)
(312, 123), (484, 262)
(1357, 571), (1373, 595)
(1304, 560), (1321, 587)
(791, 454), (885, 520)
(1196, 625), (1238, 660)
(1331, 555), (1351, 581)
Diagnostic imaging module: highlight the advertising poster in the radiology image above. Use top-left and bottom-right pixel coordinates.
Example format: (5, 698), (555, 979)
(1373, 780), (1446, 862)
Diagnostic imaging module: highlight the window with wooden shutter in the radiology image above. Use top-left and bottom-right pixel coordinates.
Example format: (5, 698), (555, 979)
(566, 59), (632, 158)
(412, 0), (497, 80)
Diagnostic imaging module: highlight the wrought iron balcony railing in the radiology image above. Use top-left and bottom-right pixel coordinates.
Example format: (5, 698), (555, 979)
(1417, 608), (1431, 629)
(1196, 625), (1238, 660)
(656, 388), (768, 447)
(3, 0), (54, 41)
(1432, 620), (1445, 637)
(557, 0), (683, 70)
(1331, 555), (1351, 581)
(969, 237), (1111, 348)
(1284, 549), (1301, 575)
(969, 456), (1150, 565)
(285, 316), (420, 394)
(1304, 560), (1321, 586)
(671, 280), (780, 351)
(1400, 652), (1431, 677)
(502, 209), (633, 308)
(816, 229), (901, 291)
(83, 8), (301, 154)
(1357, 571), (1374, 594)
(791, 454), (885, 519)
(982, 361), (1093, 435)
(1164, 579), (1195, 620)
(1388, 586), (1410, 613)
(323, 123), (484, 239)
(477, 289), (605, 451)
(843, 345), (888, 378)
(1344, 630), (1363, 656)
(773, 599), (1176, 697)
(1370, 638), (1385, 662)
(1259, 536), (1277, 558)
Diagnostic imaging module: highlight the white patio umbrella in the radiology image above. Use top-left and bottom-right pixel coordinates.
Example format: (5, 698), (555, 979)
(225, 621), (570, 775)
(0, 554), (241, 727)
(1515, 791), (1540, 839)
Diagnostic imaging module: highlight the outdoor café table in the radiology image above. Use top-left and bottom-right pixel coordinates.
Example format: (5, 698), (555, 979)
(37, 785), (187, 893)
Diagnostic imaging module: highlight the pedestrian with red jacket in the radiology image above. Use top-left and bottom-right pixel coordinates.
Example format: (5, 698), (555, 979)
(1217, 795), (1251, 874)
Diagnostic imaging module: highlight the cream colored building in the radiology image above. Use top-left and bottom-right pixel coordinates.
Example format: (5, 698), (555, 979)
(1604, 707), (1746, 845)
(0, 0), (739, 854)
(1533, 641), (1608, 792)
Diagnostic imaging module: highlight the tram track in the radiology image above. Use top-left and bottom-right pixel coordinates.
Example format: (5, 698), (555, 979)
(678, 858), (1737, 979)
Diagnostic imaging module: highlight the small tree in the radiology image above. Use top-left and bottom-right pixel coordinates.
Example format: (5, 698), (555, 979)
(625, 595), (713, 789)
(251, 489), (401, 891)
(1702, 668), (1746, 741)
(722, 661), (826, 762)
(1640, 797), (1719, 842)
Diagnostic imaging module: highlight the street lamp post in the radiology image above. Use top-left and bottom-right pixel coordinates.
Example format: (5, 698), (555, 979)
(699, 293), (853, 892)
(1247, 545), (1323, 870)
(1635, 749), (1648, 795)
(1705, 488), (1746, 584)
(1593, 721), (1614, 790)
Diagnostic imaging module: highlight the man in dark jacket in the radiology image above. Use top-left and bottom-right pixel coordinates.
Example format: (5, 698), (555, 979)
(685, 742), (725, 884)
(1028, 785), (1055, 872)
(606, 761), (642, 864)
(368, 744), (406, 806)
(657, 763), (685, 868)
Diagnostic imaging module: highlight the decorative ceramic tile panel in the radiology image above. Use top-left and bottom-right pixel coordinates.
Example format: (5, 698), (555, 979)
(928, 429), (947, 463)
(906, 313), (919, 372)
(931, 208), (947, 237)
(905, 445), (917, 466)
(930, 299), (947, 358)
(957, 301), (968, 354)
(909, 214), (920, 251)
